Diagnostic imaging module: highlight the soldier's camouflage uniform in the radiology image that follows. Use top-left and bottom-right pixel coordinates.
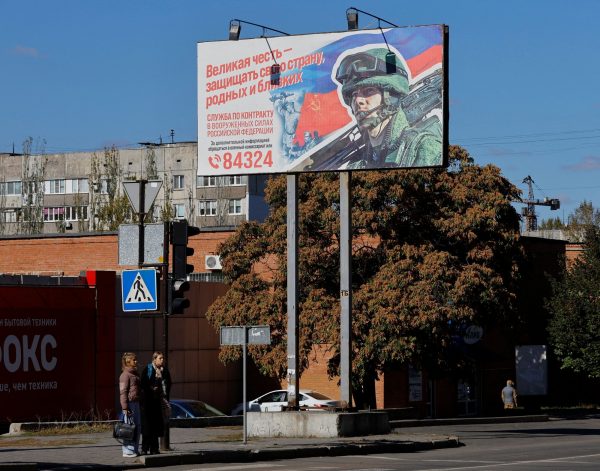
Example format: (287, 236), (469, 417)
(336, 47), (442, 170)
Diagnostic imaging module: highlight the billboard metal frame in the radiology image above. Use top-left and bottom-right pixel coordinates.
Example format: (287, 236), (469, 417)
(198, 25), (449, 176)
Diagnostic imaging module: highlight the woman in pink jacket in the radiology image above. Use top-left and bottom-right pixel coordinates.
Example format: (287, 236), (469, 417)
(119, 352), (142, 457)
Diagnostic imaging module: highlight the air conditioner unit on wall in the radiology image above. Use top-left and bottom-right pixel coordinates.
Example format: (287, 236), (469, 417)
(205, 255), (222, 270)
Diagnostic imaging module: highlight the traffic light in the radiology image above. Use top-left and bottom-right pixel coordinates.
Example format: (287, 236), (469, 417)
(169, 220), (200, 314)
(169, 277), (190, 314)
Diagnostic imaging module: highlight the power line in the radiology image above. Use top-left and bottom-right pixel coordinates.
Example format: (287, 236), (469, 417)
(538, 184), (600, 191)
(460, 133), (600, 147)
(457, 127), (600, 142)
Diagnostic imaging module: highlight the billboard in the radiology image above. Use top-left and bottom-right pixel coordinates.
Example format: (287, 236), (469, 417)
(198, 25), (448, 175)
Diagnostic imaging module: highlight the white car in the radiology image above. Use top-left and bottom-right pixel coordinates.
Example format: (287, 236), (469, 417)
(231, 389), (340, 415)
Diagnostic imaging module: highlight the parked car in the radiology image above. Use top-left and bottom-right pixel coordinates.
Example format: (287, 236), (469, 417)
(230, 389), (341, 415)
(169, 399), (226, 419)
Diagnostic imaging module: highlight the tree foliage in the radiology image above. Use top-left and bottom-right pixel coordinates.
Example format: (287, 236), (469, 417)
(89, 146), (132, 231)
(206, 145), (523, 406)
(18, 137), (47, 235)
(539, 217), (565, 230)
(547, 224), (600, 377)
(565, 201), (600, 242)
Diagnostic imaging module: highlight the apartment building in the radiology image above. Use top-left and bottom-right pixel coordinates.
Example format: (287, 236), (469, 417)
(0, 141), (268, 236)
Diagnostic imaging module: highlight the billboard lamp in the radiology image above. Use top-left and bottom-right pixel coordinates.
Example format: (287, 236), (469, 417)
(228, 19), (289, 41)
(228, 20), (241, 40)
(346, 7), (398, 30)
(228, 19), (289, 85)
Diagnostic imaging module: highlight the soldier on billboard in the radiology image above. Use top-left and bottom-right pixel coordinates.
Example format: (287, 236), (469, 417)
(301, 48), (442, 171)
(270, 92), (300, 160)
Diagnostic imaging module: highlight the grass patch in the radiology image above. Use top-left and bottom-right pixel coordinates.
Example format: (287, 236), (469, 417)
(191, 431), (243, 443)
(29, 422), (113, 435)
(541, 403), (600, 410)
(0, 437), (95, 447)
(540, 404), (600, 416)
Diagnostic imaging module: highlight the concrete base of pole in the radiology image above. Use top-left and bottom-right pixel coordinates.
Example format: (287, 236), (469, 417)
(160, 425), (170, 451)
(247, 411), (390, 438)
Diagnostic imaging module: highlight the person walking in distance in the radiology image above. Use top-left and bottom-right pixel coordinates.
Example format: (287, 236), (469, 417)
(119, 352), (142, 458)
(501, 379), (518, 410)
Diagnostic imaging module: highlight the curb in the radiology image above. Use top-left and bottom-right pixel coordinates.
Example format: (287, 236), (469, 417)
(8, 417), (243, 434)
(140, 437), (461, 467)
(390, 414), (549, 428)
(0, 465), (37, 471)
(8, 420), (119, 434)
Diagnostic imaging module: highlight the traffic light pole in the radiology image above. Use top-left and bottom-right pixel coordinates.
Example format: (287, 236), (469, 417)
(137, 180), (146, 268)
(161, 221), (171, 451)
(121, 178), (170, 448)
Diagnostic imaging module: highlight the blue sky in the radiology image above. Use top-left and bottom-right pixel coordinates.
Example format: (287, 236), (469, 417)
(2, 0), (600, 222)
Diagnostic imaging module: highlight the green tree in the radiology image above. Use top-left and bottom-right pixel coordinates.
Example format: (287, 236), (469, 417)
(565, 201), (600, 241)
(547, 225), (600, 377)
(160, 171), (176, 222)
(145, 146), (159, 180)
(89, 146), (132, 231)
(206, 145), (523, 407)
(539, 217), (565, 230)
(18, 137), (47, 235)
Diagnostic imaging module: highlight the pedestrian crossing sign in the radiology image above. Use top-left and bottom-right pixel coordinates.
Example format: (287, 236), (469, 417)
(121, 269), (158, 312)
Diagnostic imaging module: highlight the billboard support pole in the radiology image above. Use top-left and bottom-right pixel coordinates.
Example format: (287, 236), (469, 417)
(242, 327), (248, 445)
(160, 222), (170, 451)
(340, 172), (352, 408)
(286, 174), (299, 410)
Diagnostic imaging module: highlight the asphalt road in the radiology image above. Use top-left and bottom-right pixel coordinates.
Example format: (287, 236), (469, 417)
(160, 417), (600, 470)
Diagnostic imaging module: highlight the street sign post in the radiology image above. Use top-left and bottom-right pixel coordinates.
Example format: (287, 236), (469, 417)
(122, 179), (169, 449)
(122, 180), (162, 214)
(118, 223), (165, 266)
(121, 268), (158, 312)
(220, 325), (270, 445)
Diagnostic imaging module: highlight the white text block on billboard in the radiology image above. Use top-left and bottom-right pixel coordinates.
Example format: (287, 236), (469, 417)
(198, 25), (448, 175)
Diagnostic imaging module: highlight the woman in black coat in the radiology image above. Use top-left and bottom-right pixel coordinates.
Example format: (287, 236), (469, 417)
(140, 351), (171, 455)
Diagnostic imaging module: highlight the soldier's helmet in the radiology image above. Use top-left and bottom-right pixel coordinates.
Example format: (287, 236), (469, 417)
(335, 48), (409, 108)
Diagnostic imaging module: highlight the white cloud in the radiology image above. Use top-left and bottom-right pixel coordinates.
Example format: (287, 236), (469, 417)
(563, 156), (600, 171)
(13, 45), (41, 58)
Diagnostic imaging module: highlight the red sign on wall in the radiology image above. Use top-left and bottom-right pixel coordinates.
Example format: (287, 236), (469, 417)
(0, 286), (105, 423)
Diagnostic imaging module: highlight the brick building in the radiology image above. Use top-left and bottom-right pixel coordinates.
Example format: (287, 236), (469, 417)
(0, 229), (592, 421)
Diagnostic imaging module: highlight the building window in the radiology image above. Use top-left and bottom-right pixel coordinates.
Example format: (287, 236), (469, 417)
(71, 178), (89, 194)
(174, 203), (185, 219)
(43, 207), (65, 222)
(225, 176), (243, 186)
(46, 179), (66, 194)
(1, 210), (17, 223)
(228, 198), (243, 215)
(199, 200), (217, 216)
(25, 181), (40, 195)
(0, 181), (22, 195)
(197, 176), (217, 187)
(173, 175), (184, 190)
(44, 206), (88, 222)
(64, 206), (88, 221)
(99, 178), (109, 194)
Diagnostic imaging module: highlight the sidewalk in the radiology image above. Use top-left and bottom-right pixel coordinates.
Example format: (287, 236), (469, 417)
(0, 424), (460, 470)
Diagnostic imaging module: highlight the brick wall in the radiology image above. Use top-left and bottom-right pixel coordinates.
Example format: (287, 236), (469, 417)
(0, 231), (232, 276)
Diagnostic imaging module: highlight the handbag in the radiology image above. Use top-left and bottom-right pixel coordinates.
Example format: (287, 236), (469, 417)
(113, 415), (136, 441)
